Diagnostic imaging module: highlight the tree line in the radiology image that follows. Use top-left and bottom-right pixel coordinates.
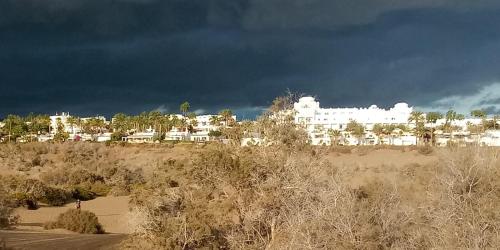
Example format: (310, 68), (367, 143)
(0, 102), (236, 142)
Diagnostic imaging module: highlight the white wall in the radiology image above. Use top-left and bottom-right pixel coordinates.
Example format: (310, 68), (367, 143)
(294, 97), (413, 133)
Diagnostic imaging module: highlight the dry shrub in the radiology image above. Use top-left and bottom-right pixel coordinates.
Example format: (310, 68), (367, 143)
(330, 146), (352, 154)
(427, 147), (500, 248)
(40, 167), (70, 186)
(0, 176), (71, 208)
(0, 189), (19, 229)
(44, 209), (105, 234)
(353, 146), (373, 156)
(41, 163), (141, 198)
(417, 145), (434, 155)
(124, 143), (420, 249)
(68, 168), (104, 185)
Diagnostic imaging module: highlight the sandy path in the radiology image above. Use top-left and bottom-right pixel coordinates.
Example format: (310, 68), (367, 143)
(15, 196), (130, 234)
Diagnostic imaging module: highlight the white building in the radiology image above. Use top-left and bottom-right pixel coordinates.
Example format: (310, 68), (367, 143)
(123, 129), (157, 143)
(294, 97), (413, 131)
(164, 114), (237, 142)
(49, 112), (107, 136)
(49, 112), (72, 135)
(480, 130), (500, 146)
(165, 127), (190, 141)
(294, 96), (413, 145)
(294, 97), (414, 145)
(191, 115), (215, 142)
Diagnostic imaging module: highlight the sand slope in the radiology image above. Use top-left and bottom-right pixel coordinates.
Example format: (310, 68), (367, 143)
(15, 196), (130, 234)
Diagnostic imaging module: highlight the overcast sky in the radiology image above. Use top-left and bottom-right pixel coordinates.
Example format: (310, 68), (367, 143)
(1, 0), (500, 118)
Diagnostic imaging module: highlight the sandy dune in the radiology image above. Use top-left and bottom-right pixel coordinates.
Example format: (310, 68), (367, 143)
(15, 196), (130, 234)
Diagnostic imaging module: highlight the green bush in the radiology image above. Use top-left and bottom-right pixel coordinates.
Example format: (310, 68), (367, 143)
(88, 181), (111, 196)
(111, 132), (126, 142)
(38, 187), (72, 206)
(1, 176), (71, 207)
(44, 209), (105, 234)
(71, 186), (97, 201)
(13, 192), (38, 210)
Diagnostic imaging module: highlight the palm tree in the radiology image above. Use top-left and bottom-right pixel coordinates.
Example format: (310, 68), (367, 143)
(3, 115), (26, 142)
(372, 124), (385, 145)
(112, 113), (129, 133)
(408, 111), (425, 145)
(180, 102), (190, 117)
(209, 115), (220, 126)
(471, 109), (487, 133)
(66, 116), (78, 135)
(445, 109), (457, 133)
(327, 129), (341, 146)
(218, 109), (234, 126)
(426, 112), (443, 145)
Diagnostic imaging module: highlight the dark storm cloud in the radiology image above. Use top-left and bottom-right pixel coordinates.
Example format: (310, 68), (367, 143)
(1, 0), (500, 118)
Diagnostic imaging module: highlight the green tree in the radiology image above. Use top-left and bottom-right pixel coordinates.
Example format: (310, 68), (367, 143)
(471, 109), (487, 119)
(180, 102), (190, 116)
(66, 116), (78, 135)
(327, 129), (342, 146)
(112, 113), (129, 133)
(445, 109), (457, 133)
(372, 124), (385, 144)
(54, 118), (69, 142)
(2, 115), (27, 142)
(83, 117), (105, 139)
(345, 120), (365, 145)
(218, 109), (235, 126)
(426, 112), (443, 124)
(471, 109), (487, 133)
(408, 111), (425, 145)
(24, 113), (50, 141)
(426, 112), (443, 145)
(208, 130), (222, 139)
(209, 115), (220, 126)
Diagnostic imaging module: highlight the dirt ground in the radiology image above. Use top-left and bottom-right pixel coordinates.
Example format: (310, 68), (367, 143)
(15, 196), (130, 234)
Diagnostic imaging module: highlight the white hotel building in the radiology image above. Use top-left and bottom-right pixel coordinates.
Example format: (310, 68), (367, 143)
(294, 97), (414, 145)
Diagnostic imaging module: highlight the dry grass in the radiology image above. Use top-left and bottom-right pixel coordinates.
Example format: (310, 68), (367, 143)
(1, 140), (499, 249)
(119, 144), (500, 249)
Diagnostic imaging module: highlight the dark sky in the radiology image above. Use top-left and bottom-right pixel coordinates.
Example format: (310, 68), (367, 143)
(1, 0), (500, 119)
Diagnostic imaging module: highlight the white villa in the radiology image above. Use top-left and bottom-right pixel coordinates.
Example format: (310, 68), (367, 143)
(49, 112), (107, 136)
(294, 97), (415, 145)
(123, 129), (157, 143)
(165, 114), (237, 142)
(49, 112), (72, 134)
(294, 97), (413, 131)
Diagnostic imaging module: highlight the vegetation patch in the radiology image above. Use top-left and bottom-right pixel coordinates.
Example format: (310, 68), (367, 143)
(44, 209), (105, 234)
